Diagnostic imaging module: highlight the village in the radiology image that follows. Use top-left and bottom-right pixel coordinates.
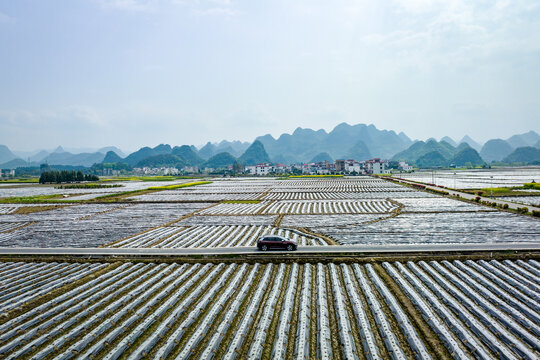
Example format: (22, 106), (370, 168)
(126, 158), (414, 177)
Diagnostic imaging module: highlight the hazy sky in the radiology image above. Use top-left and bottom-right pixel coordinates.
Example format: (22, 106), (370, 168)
(1, 0), (539, 152)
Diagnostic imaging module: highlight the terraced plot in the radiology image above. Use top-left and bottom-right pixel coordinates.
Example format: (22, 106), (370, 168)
(132, 192), (263, 202)
(270, 179), (410, 192)
(0, 204), (64, 215)
(321, 212), (540, 245)
(0, 179), (196, 199)
(107, 225), (329, 248)
(1, 259), (537, 359)
(0, 203), (211, 248)
(1, 176), (538, 250)
(261, 191), (423, 200)
(498, 196), (540, 207)
(199, 200), (398, 215)
(398, 197), (493, 213)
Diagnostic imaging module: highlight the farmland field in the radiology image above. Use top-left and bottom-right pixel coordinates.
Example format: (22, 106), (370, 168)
(0, 259), (538, 359)
(394, 167), (540, 189)
(498, 196), (540, 207)
(1, 176), (539, 247)
(0, 176), (539, 358)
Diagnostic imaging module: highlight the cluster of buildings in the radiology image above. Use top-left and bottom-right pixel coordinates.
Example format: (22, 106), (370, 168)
(132, 167), (181, 176)
(124, 159), (413, 176)
(0, 169), (16, 178)
(244, 159), (412, 175)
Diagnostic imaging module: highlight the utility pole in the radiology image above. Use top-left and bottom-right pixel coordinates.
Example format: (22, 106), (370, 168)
(431, 170), (434, 185)
(454, 172), (456, 189)
(490, 175), (493, 198)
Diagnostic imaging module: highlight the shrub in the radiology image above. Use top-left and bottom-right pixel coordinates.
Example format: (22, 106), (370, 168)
(503, 204), (509, 209)
(523, 183), (540, 190)
(476, 191), (484, 196)
(533, 210), (540, 217)
(475, 196), (481, 202)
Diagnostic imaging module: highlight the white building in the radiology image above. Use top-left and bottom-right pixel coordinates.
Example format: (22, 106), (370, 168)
(398, 161), (413, 171)
(245, 163), (273, 175)
(344, 160), (362, 173)
(365, 158), (386, 174)
(183, 166), (199, 174)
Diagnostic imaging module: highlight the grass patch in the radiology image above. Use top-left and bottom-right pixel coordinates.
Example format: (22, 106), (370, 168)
(92, 181), (212, 202)
(0, 194), (71, 203)
(0, 178), (39, 183)
(523, 182), (540, 190)
(91, 190), (147, 201)
(13, 205), (67, 214)
(464, 187), (540, 197)
(221, 200), (261, 204)
(147, 181), (211, 190)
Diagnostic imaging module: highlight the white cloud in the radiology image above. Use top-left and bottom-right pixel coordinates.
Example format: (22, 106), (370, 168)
(172, 0), (238, 16)
(192, 7), (237, 16)
(98, 0), (157, 12)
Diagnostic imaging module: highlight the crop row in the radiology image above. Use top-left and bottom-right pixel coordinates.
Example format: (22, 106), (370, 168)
(383, 259), (540, 359)
(263, 200), (398, 215)
(267, 186), (410, 193)
(0, 205), (51, 215)
(199, 200), (397, 216)
(0, 203), (211, 248)
(107, 225), (329, 248)
(0, 261), (426, 359)
(167, 178), (407, 195)
(132, 192), (263, 202)
(0, 259), (538, 359)
(0, 222), (28, 233)
(0, 262), (106, 314)
(262, 191), (415, 200)
(0, 206), (18, 215)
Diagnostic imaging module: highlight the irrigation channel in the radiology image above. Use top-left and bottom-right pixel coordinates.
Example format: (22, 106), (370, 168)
(0, 253), (539, 359)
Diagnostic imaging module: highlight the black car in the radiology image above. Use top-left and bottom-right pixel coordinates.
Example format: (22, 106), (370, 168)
(257, 235), (297, 251)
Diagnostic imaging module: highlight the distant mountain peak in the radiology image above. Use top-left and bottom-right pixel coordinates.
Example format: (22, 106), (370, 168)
(102, 150), (123, 164)
(459, 135), (482, 151)
(0, 145), (19, 164)
(53, 146), (65, 153)
(506, 130), (540, 148)
(238, 140), (270, 165)
(441, 136), (457, 147)
(480, 138), (513, 162)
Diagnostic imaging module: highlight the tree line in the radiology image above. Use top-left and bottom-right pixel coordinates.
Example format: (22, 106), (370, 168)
(39, 170), (99, 184)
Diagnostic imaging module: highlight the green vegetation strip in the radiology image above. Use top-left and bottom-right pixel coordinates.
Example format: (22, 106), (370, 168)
(464, 187), (540, 197)
(0, 180), (212, 204)
(0, 194), (79, 204)
(101, 176), (199, 182)
(91, 181), (212, 202)
(0, 178), (39, 183)
(147, 181), (211, 190)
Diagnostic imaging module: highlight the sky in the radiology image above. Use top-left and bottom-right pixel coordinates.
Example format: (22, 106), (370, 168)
(0, 0), (539, 152)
